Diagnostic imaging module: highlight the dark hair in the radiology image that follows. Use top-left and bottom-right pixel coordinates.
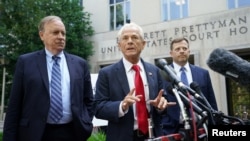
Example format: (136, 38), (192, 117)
(170, 37), (189, 50)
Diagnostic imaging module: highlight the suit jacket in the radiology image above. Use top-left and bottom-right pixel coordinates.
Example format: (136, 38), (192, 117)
(94, 59), (166, 141)
(3, 49), (94, 141)
(161, 64), (218, 135)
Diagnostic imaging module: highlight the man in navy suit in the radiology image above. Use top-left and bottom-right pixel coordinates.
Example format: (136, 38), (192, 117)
(3, 15), (94, 141)
(161, 37), (218, 136)
(94, 22), (176, 141)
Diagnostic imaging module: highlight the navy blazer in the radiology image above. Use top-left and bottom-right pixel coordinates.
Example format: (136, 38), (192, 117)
(95, 59), (166, 141)
(3, 50), (94, 141)
(161, 64), (218, 135)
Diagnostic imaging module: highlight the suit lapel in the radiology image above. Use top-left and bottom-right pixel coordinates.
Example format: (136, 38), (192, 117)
(64, 52), (74, 95)
(116, 60), (130, 97)
(190, 65), (198, 82)
(37, 50), (50, 94)
(142, 62), (155, 100)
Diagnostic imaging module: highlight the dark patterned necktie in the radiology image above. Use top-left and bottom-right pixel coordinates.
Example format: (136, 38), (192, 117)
(132, 65), (148, 134)
(49, 56), (63, 123)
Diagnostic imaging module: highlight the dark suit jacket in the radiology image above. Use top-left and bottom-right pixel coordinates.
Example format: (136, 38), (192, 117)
(94, 59), (166, 141)
(3, 50), (94, 141)
(161, 64), (218, 135)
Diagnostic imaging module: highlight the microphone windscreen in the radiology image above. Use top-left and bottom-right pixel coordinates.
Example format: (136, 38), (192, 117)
(207, 48), (250, 85)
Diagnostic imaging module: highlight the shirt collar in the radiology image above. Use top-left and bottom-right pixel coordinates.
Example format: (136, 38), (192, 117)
(173, 62), (190, 72)
(122, 57), (143, 72)
(45, 49), (64, 62)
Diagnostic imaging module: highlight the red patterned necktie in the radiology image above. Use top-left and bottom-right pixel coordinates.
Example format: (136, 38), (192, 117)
(132, 64), (148, 134)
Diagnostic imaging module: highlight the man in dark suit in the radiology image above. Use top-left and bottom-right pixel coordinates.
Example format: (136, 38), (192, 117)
(94, 22), (176, 141)
(3, 15), (94, 141)
(161, 37), (218, 135)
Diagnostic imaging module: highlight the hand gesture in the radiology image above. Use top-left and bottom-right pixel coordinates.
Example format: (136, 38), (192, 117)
(149, 89), (176, 111)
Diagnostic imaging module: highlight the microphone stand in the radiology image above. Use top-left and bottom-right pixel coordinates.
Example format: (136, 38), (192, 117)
(145, 105), (154, 141)
(176, 88), (209, 141)
(172, 87), (191, 130)
(148, 117), (154, 139)
(177, 90), (208, 120)
(187, 95), (215, 126)
(172, 86), (194, 141)
(189, 84), (217, 125)
(186, 86), (245, 126)
(178, 86), (214, 127)
(212, 111), (245, 125)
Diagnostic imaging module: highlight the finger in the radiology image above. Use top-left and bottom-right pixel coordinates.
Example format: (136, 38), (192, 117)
(135, 95), (143, 101)
(156, 89), (164, 100)
(167, 102), (177, 106)
(128, 88), (135, 96)
(156, 99), (177, 110)
(157, 98), (167, 109)
(123, 88), (136, 107)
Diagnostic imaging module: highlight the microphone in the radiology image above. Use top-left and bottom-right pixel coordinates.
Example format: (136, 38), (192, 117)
(177, 90), (207, 118)
(190, 82), (203, 97)
(190, 82), (214, 111)
(207, 48), (250, 85)
(159, 67), (177, 83)
(190, 82), (222, 125)
(156, 59), (203, 100)
(166, 85), (191, 129)
(156, 58), (182, 86)
(167, 85), (208, 129)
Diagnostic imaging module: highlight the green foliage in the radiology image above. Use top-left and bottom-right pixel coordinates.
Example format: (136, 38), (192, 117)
(87, 130), (106, 141)
(0, 0), (94, 103)
(0, 0), (94, 66)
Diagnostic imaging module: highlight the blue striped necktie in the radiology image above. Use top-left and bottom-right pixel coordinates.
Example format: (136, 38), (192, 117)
(180, 67), (188, 86)
(180, 67), (197, 121)
(49, 56), (63, 123)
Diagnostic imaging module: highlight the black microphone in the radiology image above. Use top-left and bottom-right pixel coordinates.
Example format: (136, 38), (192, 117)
(190, 82), (214, 111)
(156, 58), (203, 100)
(190, 82), (206, 100)
(190, 82), (218, 125)
(207, 48), (250, 85)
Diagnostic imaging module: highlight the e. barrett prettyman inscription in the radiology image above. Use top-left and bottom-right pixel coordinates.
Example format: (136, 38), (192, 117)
(101, 15), (248, 54)
(174, 16), (247, 41)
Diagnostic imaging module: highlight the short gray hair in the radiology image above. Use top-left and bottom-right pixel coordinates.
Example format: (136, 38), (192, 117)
(117, 22), (144, 42)
(38, 15), (63, 32)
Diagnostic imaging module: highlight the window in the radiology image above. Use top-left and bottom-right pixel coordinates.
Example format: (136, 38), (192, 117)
(226, 49), (250, 122)
(110, 0), (130, 30)
(228, 0), (250, 9)
(80, 0), (83, 6)
(161, 0), (188, 21)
